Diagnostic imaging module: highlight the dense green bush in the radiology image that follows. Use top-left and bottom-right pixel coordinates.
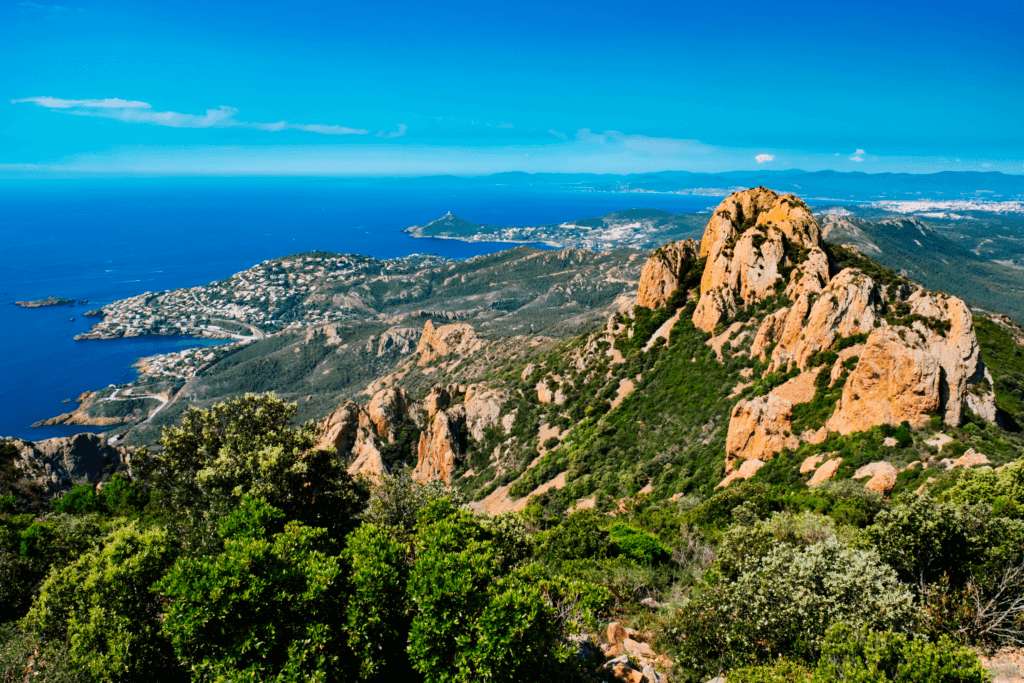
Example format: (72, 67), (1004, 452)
(669, 538), (916, 677)
(154, 393), (367, 551)
(812, 623), (988, 682)
(158, 496), (349, 682)
(21, 522), (180, 682)
(537, 509), (610, 562)
(607, 523), (669, 564)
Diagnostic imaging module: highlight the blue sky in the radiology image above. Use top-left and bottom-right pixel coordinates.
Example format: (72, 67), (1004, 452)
(2, 0), (1022, 176)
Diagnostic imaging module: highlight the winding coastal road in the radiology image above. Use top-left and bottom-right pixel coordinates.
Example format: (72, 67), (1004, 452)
(190, 290), (266, 341)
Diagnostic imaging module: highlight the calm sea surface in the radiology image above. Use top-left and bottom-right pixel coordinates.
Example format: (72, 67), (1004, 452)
(0, 178), (726, 441)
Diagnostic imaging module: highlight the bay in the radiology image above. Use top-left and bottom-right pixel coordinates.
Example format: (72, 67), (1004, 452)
(0, 177), (725, 440)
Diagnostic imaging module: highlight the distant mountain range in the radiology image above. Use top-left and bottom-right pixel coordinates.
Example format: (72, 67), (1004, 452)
(373, 170), (1024, 201)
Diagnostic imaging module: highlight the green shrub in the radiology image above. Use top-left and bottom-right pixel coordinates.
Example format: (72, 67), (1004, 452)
(157, 496), (350, 682)
(52, 486), (103, 516)
(728, 659), (812, 682)
(21, 522), (180, 683)
(343, 523), (413, 679)
(812, 623), (988, 682)
(669, 538), (916, 677)
(538, 509), (610, 562)
(608, 523), (669, 564)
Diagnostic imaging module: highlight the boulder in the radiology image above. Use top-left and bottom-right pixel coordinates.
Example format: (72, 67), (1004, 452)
(826, 327), (941, 434)
(807, 457), (843, 485)
(366, 386), (411, 440)
(717, 459), (766, 488)
(853, 461), (898, 495)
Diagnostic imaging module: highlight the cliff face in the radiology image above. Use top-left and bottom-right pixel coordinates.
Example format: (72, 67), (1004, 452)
(634, 187), (998, 473)
(636, 240), (700, 310)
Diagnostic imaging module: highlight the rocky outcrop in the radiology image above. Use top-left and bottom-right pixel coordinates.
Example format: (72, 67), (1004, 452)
(768, 268), (879, 372)
(693, 188), (829, 332)
(412, 410), (463, 484)
(416, 320), (484, 366)
(725, 394), (800, 468)
(376, 326), (421, 357)
(316, 401), (389, 479)
(717, 458), (766, 488)
(635, 239), (700, 309)
(807, 457), (843, 485)
(423, 385), (454, 419)
(462, 385), (505, 441)
(825, 327), (941, 434)
(3, 433), (134, 496)
(366, 387), (411, 440)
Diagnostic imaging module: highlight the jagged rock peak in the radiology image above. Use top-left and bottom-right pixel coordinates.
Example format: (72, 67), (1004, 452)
(416, 320), (483, 366)
(412, 410), (463, 484)
(636, 239), (700, 310)
(693, 187), (830, 331)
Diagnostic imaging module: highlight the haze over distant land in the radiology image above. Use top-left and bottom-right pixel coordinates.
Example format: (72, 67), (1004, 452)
(3, 1), (1022, 176)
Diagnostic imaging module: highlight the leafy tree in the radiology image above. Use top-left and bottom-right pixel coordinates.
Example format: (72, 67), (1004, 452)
(859, 493), (1002, 587)
(407, 512), (568, 683)
(943, 461), (1024, 518)
(52, 486), (104, 516)
(153, 393), (367, 550)
(157, 496), (351, 682)
(20, 522), (180, 683)
(98, 474), (150, 517)
(343, 523), (414, 680)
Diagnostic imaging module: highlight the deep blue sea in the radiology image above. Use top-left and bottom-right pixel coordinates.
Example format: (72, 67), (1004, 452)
(0, 178), (729, 441)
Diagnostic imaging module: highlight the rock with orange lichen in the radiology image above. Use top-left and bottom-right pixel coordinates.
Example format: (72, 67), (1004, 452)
(316, 400), (390, 479)
(366, 386), (411, 440)
(717, 459), (766, 488)
(825, 327), (941, 434)
(800, 454), (825, 473)
(635, 239), (700, 309)
(768, 268), (880, 372)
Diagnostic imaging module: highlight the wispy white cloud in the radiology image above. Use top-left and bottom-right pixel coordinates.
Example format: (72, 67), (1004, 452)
(496, 122), (513, 129)
(376, 123), (408, 139)
(14, 97), (149, 109)
(19, 2), (83, 16)
(548, 129), (568, 141)
(12, 96), (374, 136)
(756, 154), (775, 164)
(849, 155), (864, 162)
(574, 128), (692, 154)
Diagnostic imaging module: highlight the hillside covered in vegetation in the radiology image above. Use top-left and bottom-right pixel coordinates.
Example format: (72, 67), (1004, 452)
(3, 188), (1024, 682)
